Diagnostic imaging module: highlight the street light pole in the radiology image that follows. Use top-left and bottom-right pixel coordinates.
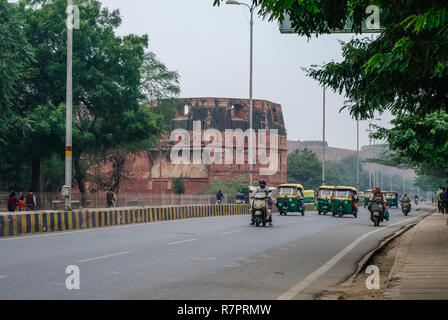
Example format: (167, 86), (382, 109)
(64, 0), (73, 210)
(226, 0), (255, 186)
(356, 118), (359, 190)
(310, 64), (326, 186)
(322, 85), (326, 185)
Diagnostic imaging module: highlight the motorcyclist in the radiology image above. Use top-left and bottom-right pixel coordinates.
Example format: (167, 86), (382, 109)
(401, 192), (411, 211)
(401, 192), (410, 203)
(369, 186), (389, 221)
(249, 178), (273, 226)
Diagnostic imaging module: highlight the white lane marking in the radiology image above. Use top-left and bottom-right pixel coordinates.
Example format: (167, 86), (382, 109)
(166, 238), (197, 246)
(0, 275), (7, 279)
(277, 216), (420, 300)
(76, 251), (131, 263)
(0, 214), (245, 242)
(220, 230), (240, 235)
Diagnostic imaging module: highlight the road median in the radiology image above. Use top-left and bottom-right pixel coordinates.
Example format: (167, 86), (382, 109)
(0, 204), (249, 237)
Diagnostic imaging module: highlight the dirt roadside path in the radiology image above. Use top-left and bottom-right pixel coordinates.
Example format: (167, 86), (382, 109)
(314, 207), (441, 300)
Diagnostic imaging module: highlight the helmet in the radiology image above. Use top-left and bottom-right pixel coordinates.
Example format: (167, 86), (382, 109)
(259, 178), (267, 186)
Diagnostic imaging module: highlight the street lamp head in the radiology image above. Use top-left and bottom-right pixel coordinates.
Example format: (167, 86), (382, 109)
(226, 0), (241, 4)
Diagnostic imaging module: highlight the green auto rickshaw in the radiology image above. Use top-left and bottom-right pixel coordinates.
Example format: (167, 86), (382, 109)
(385, 191), (398, 208)
(317, 185), (334, 215)
(276, 183), (305, 216)
(364, 189), (373, 207)
(303, 190), (315, 204)
(331, 186), (358, 218)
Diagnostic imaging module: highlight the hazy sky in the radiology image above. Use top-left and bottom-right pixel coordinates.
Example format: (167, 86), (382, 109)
(100, 0), (391, 150)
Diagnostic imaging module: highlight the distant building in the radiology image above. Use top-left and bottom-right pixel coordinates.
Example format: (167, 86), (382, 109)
(88, 98), (288, 194)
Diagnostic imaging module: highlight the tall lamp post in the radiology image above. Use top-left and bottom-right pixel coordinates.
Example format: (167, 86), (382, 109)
(310, 64), (326, 185)
(356, 118), (359, 190)
(63, 1), (74, 210)
(226, 0), (256, 186)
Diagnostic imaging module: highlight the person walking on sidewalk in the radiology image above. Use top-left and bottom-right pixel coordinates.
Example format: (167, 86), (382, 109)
(216, 190), (224, 205)
(26, 191), (36, 211)
(441, 187), (448, 214)
(436, 186), (443, 212)
(18, 195), (26, 211)
(7, 191), (19, 212)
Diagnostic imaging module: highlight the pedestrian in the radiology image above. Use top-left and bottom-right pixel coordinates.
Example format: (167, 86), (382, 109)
(18, 195), (26, 211)
(26, 191), (36, 211)
(7, 191), (19, 212)
(216, 190), (224, 205)
(441, 187), (448, 214)
(106, 188), (117, 208)
(443, 187), (448, 214)
(436, 186), (443, 212)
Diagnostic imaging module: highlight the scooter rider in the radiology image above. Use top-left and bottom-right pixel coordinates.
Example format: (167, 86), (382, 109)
(250, 178), (273, 226)
(369, 186), (389, 221)
(401, 192), (410, 203)
(401, 192), (411, 211)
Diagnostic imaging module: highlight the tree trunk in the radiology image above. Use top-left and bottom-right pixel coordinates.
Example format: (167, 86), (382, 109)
(74, 156), (87, 207)
(31, 157), (40, 192)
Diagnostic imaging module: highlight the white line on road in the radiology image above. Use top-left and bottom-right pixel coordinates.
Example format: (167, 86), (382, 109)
(277, 216), (421, 300)
(76, 251), (131, 263)
(0, 275), (7, 279)
(166, 238), (198, 246)
(220, 230), (240, 235)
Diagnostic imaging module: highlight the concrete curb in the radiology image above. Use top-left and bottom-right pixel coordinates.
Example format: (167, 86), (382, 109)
(0, 204), (250, 237)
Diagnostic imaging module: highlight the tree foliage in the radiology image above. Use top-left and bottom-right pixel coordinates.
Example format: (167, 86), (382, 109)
(172, 177), (186, 195)
(287, 149), (322, 190)
(0, 0), (179, 197)
(0, 0), (34, 140)
(373, 111), (448, 179)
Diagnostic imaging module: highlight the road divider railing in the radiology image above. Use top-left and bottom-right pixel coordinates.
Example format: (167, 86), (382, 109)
(0, 204), (250, 237)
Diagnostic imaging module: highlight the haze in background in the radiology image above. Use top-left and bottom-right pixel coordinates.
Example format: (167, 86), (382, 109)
(102, 0), (392, 149)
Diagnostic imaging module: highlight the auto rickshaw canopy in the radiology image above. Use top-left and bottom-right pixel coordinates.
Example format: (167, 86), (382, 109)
(277, 184), (304, 197)
(317, 185), (334, 197)
(385, 191), (398, 198)
(304, 190), (315, 197)
(332, 186), (357, 199)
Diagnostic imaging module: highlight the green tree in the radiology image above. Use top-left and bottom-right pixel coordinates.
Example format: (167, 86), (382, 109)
(372, 111), (448, 180)
(172, 177), (186, 195)
(0, 0), (34, 141)
(140, 52), (181, 103)
(287, 149), (322, 190)
(2, 0), (167, 203)
(214, 0), (448, 119)
(203, 175), (249, 199)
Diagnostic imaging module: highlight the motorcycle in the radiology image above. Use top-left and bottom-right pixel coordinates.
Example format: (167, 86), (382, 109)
(249, 186), (275, 227)
(401, 200), (411, 216)
(252, 191), (269, 227)
(107, 200), (115, 208)
(236, 198), (245, 204)
(370, 198), (384, 227)
(414, 198), (419, 206)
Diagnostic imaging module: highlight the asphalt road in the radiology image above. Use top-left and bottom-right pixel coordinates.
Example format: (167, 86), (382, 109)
(0, 204), (432, 299)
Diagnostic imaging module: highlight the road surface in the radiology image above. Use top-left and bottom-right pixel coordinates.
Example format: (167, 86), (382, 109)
(0, 204), (431, 299)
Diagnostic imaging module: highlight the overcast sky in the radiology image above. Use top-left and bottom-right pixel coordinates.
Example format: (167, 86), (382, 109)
(100, 0), (391, 150)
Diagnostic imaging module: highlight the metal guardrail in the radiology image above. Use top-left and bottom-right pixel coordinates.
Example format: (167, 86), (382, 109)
(0, 192), (238, 211)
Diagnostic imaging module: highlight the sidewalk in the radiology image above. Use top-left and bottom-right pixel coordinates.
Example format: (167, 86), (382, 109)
(385, 212), (448, 299)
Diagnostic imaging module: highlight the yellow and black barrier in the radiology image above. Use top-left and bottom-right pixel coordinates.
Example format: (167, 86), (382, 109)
(0, 204), (250, 237)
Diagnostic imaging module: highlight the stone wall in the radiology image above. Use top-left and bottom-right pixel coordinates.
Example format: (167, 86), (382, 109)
(88, 98), (288, 194)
